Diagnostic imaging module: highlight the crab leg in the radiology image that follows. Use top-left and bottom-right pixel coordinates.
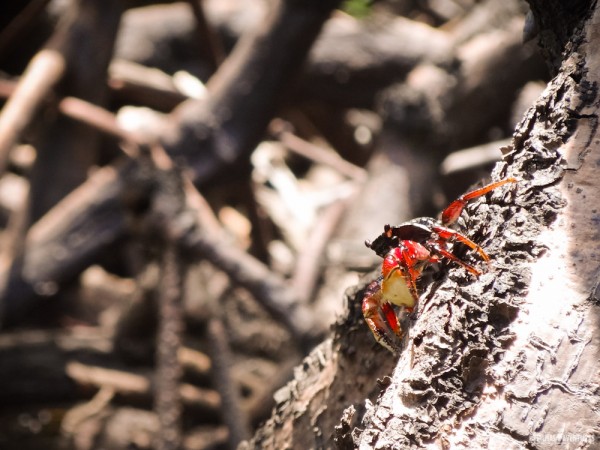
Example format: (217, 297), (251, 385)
(441, 178), (516, 225)
(428, 241), (481, 276)
(433, 225), (490, 263)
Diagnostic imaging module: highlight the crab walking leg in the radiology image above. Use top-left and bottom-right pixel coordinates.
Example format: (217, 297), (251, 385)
(441, 177), (516, 226)
(432, 225), (491, 263)
(362, 279), (401, 353)
(428, 241), (481, 276)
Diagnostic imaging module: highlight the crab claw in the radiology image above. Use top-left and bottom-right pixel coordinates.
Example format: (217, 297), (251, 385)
(362, 279), (402, 354)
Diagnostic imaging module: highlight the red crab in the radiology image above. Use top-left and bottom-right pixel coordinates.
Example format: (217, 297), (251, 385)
(362, 178), (516, 353)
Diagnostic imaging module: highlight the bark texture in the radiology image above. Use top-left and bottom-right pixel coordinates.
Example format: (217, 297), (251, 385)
(242, 1), (600, 448)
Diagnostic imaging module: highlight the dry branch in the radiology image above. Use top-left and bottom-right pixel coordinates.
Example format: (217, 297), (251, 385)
(66, 362), (221, 415)
(379, 16), (546, 154)
(155, 245), (186, 450)
(0, 0), (342, 330)
(161, 0), (343, 184)
(302, 14), (454, 107)
(27, 0), (123, 221)
(0, 49), (64, 171)
(0, 328), (218, 413)
(207, 318), (250, 448)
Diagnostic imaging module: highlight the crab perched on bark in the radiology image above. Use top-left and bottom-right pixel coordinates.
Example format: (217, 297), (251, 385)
(362, 178), (516, 353)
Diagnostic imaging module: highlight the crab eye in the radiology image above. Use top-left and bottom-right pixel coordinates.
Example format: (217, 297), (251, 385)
(384, 224), (393, 237)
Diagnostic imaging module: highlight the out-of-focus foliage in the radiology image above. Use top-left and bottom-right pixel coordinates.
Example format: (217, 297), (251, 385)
(342, 0), (373, 18)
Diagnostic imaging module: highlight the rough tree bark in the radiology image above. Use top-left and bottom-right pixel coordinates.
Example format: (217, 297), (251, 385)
(241, 1), (600, 449)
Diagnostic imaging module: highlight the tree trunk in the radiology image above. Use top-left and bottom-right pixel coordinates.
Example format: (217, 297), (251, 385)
(241, 1), (600, 448)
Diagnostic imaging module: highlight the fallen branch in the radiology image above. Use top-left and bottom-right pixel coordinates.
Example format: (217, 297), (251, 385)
(207, 317), (250, 448)
(161, 0), (343, 184)
(66, 361), (220, 414)
(0, 49), (65, 171)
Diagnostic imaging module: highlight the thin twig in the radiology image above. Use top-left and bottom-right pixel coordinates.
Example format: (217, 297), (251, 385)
(0, 90), (317, 347)
(154, 242), (186, 450)
(291, 196), (352, 303)
(207, 317), (251, 448)
(142, 157), (203, 450)
(271, 119), (367, 182)
(184, 228), (318, 349)
(0, 80), (141, 157)
(65, 361), (220, 413)
(187, 0), (226, 72)
(108, 59), (187, 112)
(0, 49), (65, 172)
(60, 97), (137, 143)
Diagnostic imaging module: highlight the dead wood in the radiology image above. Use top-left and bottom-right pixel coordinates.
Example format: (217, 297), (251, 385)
(0, 0), (341, 331)
(0, 162), (130, 326)
(241, 2), (600, 448)
(271, 119), (367, 182)
(31, 0), (123, 208)
(182, 218), (319, 347)
(0, 0), (122, 183)
(0, 0), (124, 328)
(155, 230), (186, 450)
(115, 2), (211, 80)
(0, 328), (220, 414)
(239, 283), (397, 449)
(108, 59), (188, 112)
(379, 17), (546, 155)
(207, 317), (250, 448)
(186, 0), (226, 73)
(161, 0), (343, 184)
(314, 4), (548, 276)
(0, 49), (64, 172)
(301, 15), (454, 108)
(66, 361), (220, 415)
(0, 140), (317, 346)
